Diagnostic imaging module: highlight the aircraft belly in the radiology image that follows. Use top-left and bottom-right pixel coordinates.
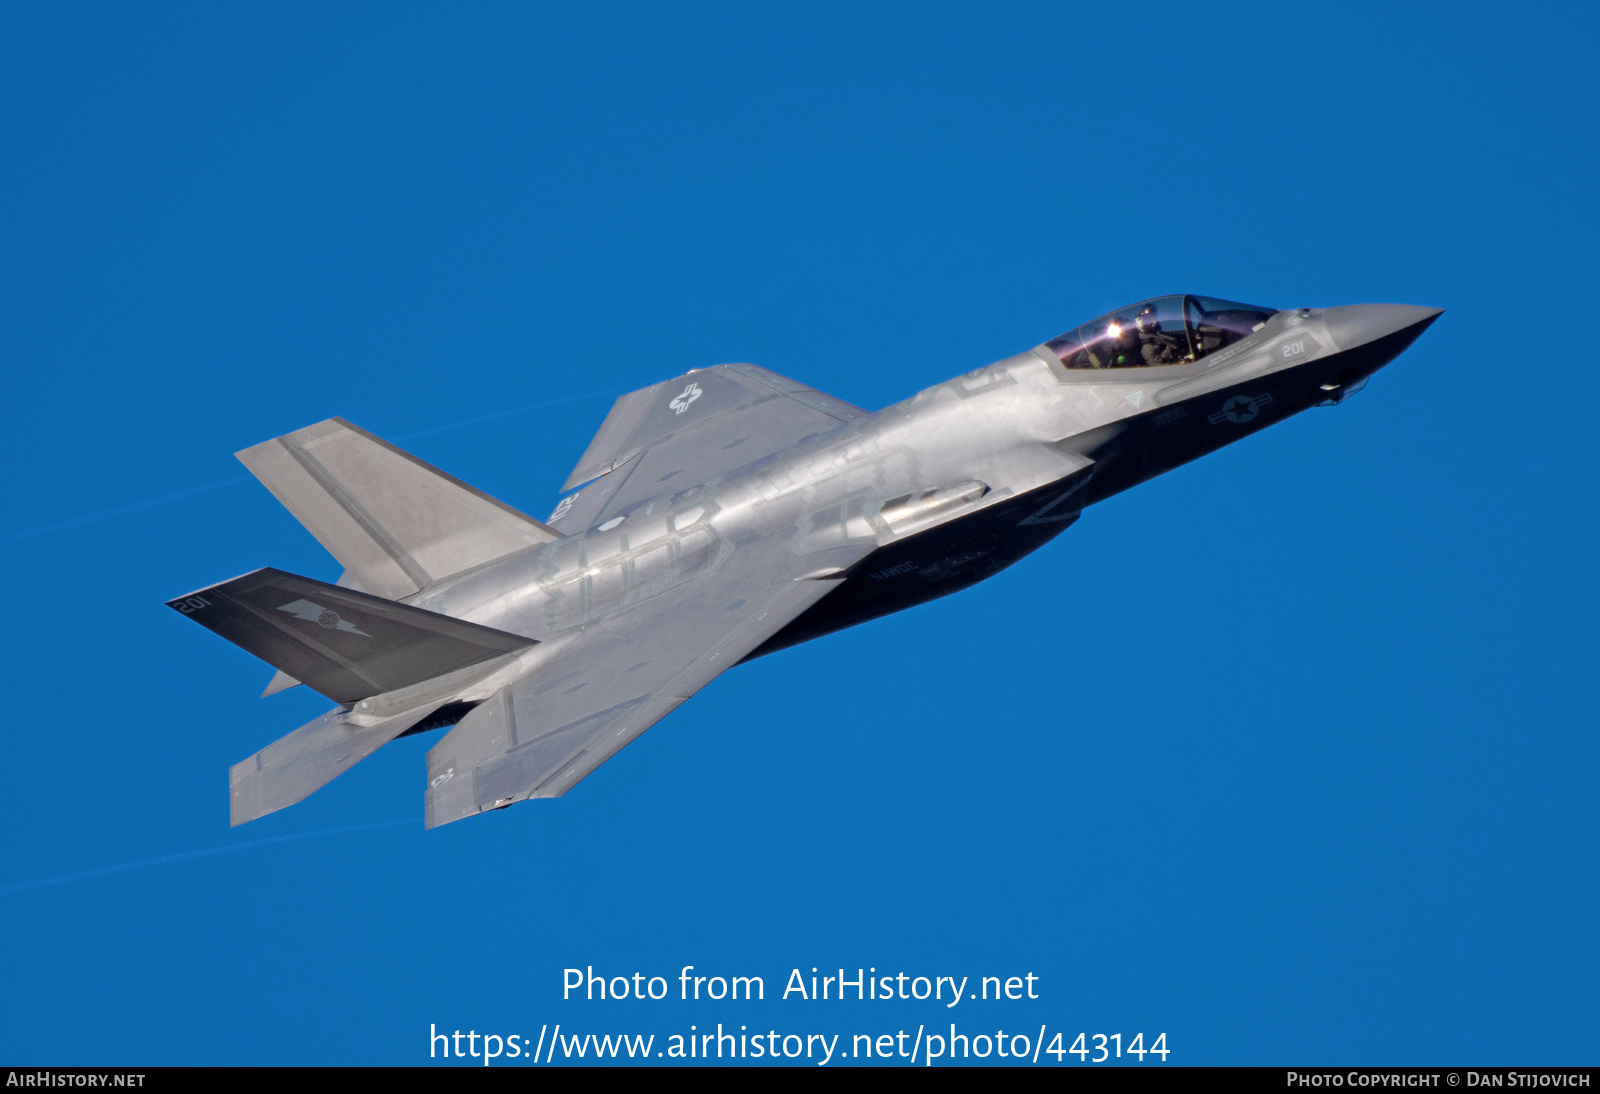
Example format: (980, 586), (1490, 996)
(1075, 333), (1414, 502)
(744, 481), (1079, 659)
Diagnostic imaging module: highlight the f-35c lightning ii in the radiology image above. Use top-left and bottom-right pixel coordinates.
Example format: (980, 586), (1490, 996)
(168, 297), (1440, 828)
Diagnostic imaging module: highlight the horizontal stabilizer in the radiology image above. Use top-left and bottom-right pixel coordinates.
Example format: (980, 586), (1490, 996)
(237, 417), (560, 599)
(229, 704), (438, 826)
(168, 567), (535, 705)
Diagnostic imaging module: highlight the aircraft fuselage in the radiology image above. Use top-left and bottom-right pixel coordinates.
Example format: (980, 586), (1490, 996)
(748, 305), (1440, 656)
(419, 302), (1440, 661)
(177, 296), (1440, 826)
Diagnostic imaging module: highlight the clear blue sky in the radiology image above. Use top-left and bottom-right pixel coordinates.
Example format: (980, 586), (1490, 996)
(1, 1), (1594, 1066)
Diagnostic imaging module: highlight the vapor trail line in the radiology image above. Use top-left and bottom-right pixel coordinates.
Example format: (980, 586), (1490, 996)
(0, 386), (623, 546)
(0, 818), (415, 896)
(0, 476), (251, 545)
(391, 388), (622, 442)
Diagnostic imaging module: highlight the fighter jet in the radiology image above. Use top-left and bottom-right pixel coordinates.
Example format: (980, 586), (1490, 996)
(168, 296), (1440, 827)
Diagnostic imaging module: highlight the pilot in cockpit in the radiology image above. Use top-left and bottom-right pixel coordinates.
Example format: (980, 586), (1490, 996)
(1134, 304), (1185, 366)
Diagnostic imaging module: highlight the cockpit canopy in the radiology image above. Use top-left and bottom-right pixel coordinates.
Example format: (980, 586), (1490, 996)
(1045, 295), (1277, 370)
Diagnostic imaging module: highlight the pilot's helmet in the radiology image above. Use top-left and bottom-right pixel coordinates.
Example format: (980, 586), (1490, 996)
(1134, 304), (1160, 333)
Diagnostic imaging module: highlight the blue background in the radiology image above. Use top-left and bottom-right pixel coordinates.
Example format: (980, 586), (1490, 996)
(2, 1), (1594, 1066)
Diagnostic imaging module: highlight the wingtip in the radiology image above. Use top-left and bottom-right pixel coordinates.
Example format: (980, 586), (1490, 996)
(261, 669), (301, 697)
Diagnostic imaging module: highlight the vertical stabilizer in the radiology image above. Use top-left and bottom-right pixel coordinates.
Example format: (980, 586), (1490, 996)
(237, 418), (560, 599)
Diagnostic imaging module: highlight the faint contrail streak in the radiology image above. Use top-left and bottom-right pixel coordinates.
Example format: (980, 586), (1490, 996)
(0, 476), (252, 545)
(391, 388), (619, 442)
(0, 818), (415, 896)
(0, 387), (623, 545)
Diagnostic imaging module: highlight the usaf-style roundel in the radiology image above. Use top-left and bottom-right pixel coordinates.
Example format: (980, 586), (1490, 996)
(669, 382), (703, 415)
(1209, 393), (1274, 425)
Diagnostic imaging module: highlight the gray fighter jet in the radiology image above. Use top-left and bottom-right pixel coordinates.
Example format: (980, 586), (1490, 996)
(169, 297), (1439, 828)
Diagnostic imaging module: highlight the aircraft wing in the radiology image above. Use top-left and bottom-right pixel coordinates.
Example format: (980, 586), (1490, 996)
(424, 532), (872, 827)
(547, 363), (867, 534)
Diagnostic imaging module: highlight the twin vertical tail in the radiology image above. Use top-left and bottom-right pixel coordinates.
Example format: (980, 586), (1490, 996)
(234, 416), (561, 599)
(169, 418), (561, 825)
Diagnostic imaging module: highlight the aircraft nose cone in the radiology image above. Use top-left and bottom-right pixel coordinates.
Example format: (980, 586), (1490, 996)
(1322, 304), (1444, 352)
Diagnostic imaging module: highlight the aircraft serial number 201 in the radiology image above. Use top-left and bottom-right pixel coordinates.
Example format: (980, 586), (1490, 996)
(1281, 339), (1308, 358)
(1049, 1031), (1169, 1063)
(173, 596), (211, 614)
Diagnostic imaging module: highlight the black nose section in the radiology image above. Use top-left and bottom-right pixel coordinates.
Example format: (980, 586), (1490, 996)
(1323, 304), (1444, 352)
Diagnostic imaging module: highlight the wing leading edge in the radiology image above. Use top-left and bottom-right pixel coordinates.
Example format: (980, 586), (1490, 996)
(547, 364), (867, 534)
